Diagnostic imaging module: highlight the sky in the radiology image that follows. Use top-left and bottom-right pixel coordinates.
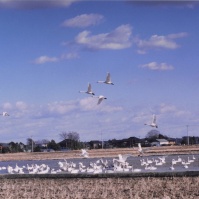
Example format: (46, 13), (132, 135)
(1, 0), (199, 144)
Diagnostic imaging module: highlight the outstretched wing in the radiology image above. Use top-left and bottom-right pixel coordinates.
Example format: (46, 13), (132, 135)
(97, 97), (104, 105)
(106, 72), (111, 82)
(152, 114), (156, 123)
(121, 154), (132, 162)
(87, 83), (92, 93)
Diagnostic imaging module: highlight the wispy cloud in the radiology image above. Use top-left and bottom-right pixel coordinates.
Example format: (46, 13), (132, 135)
(140, 62), (174, 71)
(33, 52), (79, 64)
(74, 24), (132, 50)
(0, 0), (78, 9)
(33, 56), (59, 64)
(136, 32), (188, 53)
(79, 97), (123, 112)
(61, 14), (104, 28)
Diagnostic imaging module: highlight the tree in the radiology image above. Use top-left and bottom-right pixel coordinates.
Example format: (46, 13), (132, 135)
(27, 138), (35, 152)
(146, 129), (160, 142)
(59, 131), (80, 141)
(47, 140), (60, 151)
(8, 142), (24, 153)
(59, 131), (80, 150)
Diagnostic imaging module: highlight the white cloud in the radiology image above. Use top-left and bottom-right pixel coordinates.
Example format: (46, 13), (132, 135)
(33, 56), (58, 64)
(61, 52), (79, 60)
(2, 102), (12, 110)
(16, 101), (28, 110)
(46, 101), (78, 115)
(140, 62), (174, 71)
(33, 53), (79, 64)
(61, 14), (104, 28)
(136, 32), (188, 53)
(74, 24), (132, 50)
(159, 103), (177, 113)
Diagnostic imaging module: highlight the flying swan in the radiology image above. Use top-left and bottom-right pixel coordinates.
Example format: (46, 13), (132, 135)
(144, 114), (158, 128)
(97, 72), (114, 85)
(92, 95), (107, 105)
(0, 112), (9, 116)
(79, 83), (95, 95)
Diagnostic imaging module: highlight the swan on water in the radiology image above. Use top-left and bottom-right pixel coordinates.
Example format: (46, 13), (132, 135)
(113, 154), (132, 165)
(97, 72), (114, 85)
(170, 163), (175, 170)
(79, 83), (95, 95)
(144, 114), (158, 128)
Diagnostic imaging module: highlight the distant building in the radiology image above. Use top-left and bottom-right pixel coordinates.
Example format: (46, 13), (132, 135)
(167, 138), (176, 146)
(151, 139), (169, 146)
(89, 140), (102, 149)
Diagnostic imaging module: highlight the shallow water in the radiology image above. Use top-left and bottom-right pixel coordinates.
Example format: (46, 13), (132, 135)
(0, 153), (199, 174)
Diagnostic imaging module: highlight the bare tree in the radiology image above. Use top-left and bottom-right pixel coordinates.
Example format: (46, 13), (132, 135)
(59, 131), (80, 150)
(146, 129), (160, 142)
(59, 131), (80, 141)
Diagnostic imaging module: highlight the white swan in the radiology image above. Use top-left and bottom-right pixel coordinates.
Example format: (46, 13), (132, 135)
(92, 95), (107, 105)
(80, 149), (89, 158)
(138, 143), (144, 156)
(132, 166), (142, 172)
(97, 72), (114, 85)
(170, 163), (175, 170)
(144, 114), (158, 128)
(0, 112), (9, 116)
(113, 154), (132, 165)
(79, 83), (95, 95)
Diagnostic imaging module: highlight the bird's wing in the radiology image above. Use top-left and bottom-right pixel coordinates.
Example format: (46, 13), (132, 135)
(138, 143), (142, 151)
(121, 154), (132, 161)
(106, 72), (111, 82)
(152, 114), (156, 123)
(97, 97), (104, 105)
(87, 83), (92, 92)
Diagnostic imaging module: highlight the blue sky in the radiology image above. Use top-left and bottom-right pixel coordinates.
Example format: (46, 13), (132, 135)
(1, 0), (199, 144)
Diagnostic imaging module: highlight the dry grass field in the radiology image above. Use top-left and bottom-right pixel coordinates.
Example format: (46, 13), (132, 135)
(1, 176), (199, 198)
(1, 145), (199, 198)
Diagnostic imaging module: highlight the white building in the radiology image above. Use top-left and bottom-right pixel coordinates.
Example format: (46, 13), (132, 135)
(151, 139), (169, 146)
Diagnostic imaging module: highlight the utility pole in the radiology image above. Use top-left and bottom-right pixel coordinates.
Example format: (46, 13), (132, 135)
(186, 125), (189, 145)
(31, 135), (33, 152)
(101, 131), (103, 149)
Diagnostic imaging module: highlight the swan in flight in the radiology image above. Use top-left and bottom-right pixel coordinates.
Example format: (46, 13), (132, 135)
(144, 114), (158, 128)
(80, 149), (89, 158)
(0, 112), (9, 116)
(97, 72), (114, 85)
(92, 95), (107, 105)
(79, 83), (95, 95)
(113, 154), (132, 164)
(138, 143), (144, 156)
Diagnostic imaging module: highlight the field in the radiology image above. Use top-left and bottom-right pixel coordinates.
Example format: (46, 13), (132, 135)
(1, 145), (199, 198)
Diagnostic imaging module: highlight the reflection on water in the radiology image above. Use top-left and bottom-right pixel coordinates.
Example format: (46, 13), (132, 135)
(0, 154), (199, 175)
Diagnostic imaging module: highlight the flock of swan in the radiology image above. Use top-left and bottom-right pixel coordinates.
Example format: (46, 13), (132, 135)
(0, 148), (197, 175)
(79, 72), (114, 105)
(79, 72), (159, 127)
